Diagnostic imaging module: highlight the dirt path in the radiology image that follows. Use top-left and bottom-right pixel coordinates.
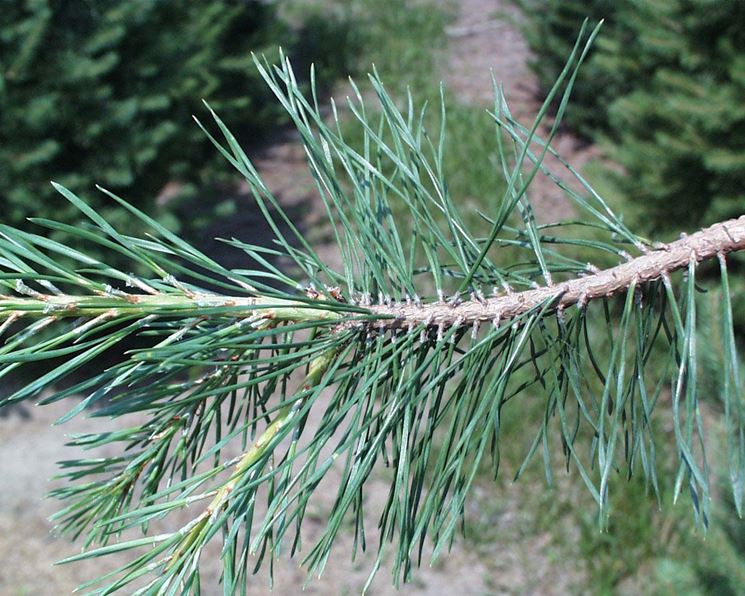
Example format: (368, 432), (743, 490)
(0, 2), (593, 594)
(443, 0), (598, 223)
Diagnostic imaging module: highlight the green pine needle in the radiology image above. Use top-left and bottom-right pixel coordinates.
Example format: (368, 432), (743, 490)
(0, 22), (744, 593)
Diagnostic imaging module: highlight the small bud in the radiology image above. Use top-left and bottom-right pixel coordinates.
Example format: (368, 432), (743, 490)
(326, 286), (345, 302)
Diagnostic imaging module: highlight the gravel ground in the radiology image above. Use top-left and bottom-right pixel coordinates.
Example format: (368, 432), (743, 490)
(0, 1), (593, 594)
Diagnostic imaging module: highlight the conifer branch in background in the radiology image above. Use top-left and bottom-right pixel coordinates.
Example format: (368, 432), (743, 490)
(0, 22), (743, 594)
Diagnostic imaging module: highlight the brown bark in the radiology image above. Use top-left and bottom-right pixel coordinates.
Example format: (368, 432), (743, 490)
(4, 218), (744, 333)
(367, 215), (745, 330)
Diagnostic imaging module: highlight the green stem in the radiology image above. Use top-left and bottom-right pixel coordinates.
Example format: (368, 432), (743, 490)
(0, 293), (344, 322)
(166, 346), (339, 568)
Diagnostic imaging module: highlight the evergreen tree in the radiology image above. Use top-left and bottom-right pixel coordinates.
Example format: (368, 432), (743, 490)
(0, 26), (744, 593)
(604, 1), (745, 230)
(0, 0), (342, 255)
(515, 0), (745, 232)
(511, 0), (620, 135)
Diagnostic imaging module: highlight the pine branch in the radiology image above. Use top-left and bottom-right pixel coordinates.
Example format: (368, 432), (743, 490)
(0, 292), (347, 322)
(367, 215), (745, 328)
(2, 216), (744, 333)
(1, 23), (744, 593)
(161, 348), (338, 577)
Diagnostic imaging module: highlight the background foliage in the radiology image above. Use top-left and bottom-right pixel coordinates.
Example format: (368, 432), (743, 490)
(514, 0), (745, 232)
(0, 0), (352, 251)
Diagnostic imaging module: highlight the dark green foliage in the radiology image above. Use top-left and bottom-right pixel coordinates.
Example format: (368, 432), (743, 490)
(0, 0), (349, 249)
(515, 0), (745, 232)
(606, 1), (745, 231)
(511, 0), (620, 136)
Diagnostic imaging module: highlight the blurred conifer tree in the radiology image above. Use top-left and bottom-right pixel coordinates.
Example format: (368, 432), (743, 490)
(0, 0), (348, 255)
(514, 0), (745, 231)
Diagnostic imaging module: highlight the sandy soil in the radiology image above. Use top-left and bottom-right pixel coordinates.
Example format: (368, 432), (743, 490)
(0, 1), (593, 594)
